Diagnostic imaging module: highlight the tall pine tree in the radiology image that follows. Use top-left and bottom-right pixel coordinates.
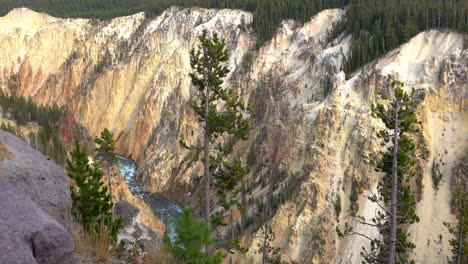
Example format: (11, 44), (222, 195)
(255, 212), (281, 264)
(181, 29), (252, 229)
(180, 30), (252, 257)
(338, 79), (421, 264)
(255, 168), (282, 264)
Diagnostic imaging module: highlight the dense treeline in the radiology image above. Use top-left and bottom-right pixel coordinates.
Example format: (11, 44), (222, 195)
(0, 0), (349, 44)
(0, 0), (466, 76)
(0, 92), (63, 127)
(337, 0), (467, 75)
(0, 91), (66, 164)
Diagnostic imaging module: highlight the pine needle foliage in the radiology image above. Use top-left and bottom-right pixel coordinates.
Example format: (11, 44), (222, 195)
(94, 128), (118, 166)
(67, 140), (123, 241)
(0, 91), (66, 164)
(444, 186), (468, 264)
(180, 29), (252, 257)
(94, 128), (118, 201)
(337, 79), (421, 264)
(166, 207), (224, 264)
(181, 29), (252, 230)
(1, 0), (465, 75)
(256, 219), (282, 264)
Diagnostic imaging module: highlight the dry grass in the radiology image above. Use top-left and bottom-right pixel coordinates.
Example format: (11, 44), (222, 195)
(91, 220), (113, 262)
(142, 244), (176, 264)
(73, 220), (114, 263)
(74, 223), (96, 263)
(73, 224), (92, 258)
(141, 248), (157, 264)
(73, 221), (177, 264)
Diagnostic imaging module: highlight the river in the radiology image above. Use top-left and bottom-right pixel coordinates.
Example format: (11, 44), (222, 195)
(117, 155), (183, 241)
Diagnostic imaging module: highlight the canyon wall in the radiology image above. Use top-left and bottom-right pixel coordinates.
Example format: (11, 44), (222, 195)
(0, 7), (466, 263)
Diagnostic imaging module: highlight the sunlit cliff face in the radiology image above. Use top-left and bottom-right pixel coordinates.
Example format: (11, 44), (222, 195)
(0, 7), (466, 263)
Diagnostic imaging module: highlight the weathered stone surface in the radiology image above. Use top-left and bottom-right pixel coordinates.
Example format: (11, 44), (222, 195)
(115, 198), (162, 252)
(112, 164), (166, 235)
(0, 178), (74, 264)
(0, 130), (73, 231)
(114, 199), (140, 225)
(105, 164), (165, 251)
(117, 217), (161, 253)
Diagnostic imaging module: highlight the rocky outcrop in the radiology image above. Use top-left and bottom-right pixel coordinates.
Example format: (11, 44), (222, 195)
(114, 199), (162, 244)
(115, 199), (162, 253)
(0, 130), (72, 231)
(112, 165), (166, 236)
(115, 200), (140, 225)
(0, 7), (466, 263)
(0, 178), (74, 264)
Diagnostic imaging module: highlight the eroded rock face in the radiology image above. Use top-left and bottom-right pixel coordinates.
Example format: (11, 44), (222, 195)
(0, 7), (466, 263)
(115, 200), (141, 225)
(114, 199), (162, 253)
(0, 178), (74, 264)
(111, 165), (166, 235)
(0, 130), (73, 231)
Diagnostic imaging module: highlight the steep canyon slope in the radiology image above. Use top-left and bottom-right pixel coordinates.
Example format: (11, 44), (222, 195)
(0, 7), (466, 263)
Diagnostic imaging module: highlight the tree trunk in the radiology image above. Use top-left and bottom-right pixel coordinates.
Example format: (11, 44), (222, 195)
(453, 6), (457, 29)
(438, 2), (441, 28)
(203, 46), (212, 229)
(388, 104), (399, 264)
(262, 222), (268, 264)
(262, 189), (272, 264)
(456, 213), (464, 264)
(107, 166), (113, 203)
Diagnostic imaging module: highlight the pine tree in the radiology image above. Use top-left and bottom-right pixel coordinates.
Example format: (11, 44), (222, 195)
(167, 207), (224, 264)
(181, 29), (252, 230)
(67, 140), (123, 241)
(337, 79), (421, 264)
(444, 186), (467, 264)
(255, 214), (281, 264)
(255, 168), (282, 264)
(94, 128), (118, 202)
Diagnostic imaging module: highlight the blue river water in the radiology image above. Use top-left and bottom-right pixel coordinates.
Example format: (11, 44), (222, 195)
(117, 155), (182, 241)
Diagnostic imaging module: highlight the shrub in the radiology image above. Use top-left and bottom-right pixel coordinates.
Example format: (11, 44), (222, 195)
(67, 140), (123, 242)
(431, 159), (443, 189)
(166, 207), (224, 264)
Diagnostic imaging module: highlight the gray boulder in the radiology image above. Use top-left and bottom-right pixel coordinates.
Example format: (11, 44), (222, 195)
(0, 178), (75, 264)
(0, 130), (72, 231)
(114, 199), (140, 225)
